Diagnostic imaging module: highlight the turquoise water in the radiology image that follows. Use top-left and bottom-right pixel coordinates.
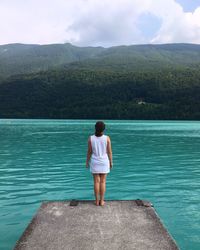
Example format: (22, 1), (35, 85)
(0, 119), (200, 250)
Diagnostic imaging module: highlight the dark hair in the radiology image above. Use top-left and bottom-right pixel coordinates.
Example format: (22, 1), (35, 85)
(95, 121), (105, 137)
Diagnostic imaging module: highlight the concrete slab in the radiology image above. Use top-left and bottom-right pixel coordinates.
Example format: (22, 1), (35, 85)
(14, 200), (179, 250)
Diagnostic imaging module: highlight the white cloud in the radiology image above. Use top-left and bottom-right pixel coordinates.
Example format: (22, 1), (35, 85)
(149, 1), (200, 44)
(0, 0), (200, 46)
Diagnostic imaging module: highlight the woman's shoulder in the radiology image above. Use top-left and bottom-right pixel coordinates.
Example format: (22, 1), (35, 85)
(104, 134), (110, 140)
(88, 135), (92, 140)
(89, 134), (95, 140)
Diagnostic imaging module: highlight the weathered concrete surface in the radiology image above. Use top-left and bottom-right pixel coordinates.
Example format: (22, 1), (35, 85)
(14, 200), (179, 250)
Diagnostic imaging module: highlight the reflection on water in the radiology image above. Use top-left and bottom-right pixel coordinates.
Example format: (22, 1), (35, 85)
(0, 119), (200, 250)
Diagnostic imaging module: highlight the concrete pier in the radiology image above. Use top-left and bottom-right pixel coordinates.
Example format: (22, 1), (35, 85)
(14, 200), (179, 250)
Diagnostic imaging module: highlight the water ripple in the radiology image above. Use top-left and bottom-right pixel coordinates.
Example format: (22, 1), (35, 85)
(0, 119), (200, 250)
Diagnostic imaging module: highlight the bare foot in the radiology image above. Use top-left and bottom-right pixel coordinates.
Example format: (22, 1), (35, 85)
(99, 200), (105, 206)
(94, 200), (99, 206)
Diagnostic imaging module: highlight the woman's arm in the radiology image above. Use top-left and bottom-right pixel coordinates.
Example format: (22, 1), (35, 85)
(107, 136), (113, 169)
(86, 137), (92, 168)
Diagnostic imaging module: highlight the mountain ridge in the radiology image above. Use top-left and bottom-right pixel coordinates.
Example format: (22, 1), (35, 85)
(1, 43), (200, 80)
(0, 43), (200, 119)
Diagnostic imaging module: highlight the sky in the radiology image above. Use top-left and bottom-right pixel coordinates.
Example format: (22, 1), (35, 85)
(0, 0), (200, 47)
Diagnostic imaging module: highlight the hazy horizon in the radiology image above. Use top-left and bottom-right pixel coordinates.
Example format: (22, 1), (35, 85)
(1, 41), (200, 49)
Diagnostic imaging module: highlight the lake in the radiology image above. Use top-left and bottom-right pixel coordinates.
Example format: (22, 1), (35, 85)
(0, 119), (200, 250)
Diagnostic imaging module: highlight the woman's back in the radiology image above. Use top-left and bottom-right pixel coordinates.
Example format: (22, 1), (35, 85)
(90, 134), (108, 159)
(90, 134), (110, 173)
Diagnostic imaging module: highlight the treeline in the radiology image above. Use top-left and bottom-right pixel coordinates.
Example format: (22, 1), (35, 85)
(0, 67), (200, 120)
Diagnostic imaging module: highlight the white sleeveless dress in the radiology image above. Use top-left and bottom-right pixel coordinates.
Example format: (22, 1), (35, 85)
(89, 134), (110, 174)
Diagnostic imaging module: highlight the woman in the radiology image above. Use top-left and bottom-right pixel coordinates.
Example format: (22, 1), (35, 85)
(86, 121), (113, 206)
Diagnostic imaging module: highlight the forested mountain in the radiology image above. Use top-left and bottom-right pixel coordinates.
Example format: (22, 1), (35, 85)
(1, 43), (200, 79)
(64, 43), (200, 72)
(0, 43), (200, 120)
(0, 43), (104, 79)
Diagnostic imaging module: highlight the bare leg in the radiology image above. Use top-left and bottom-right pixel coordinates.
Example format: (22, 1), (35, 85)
(93, 174), (100, 206)
(99, 174), (107, 206)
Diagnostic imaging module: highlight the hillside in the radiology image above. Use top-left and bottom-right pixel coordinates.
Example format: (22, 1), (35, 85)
(1, 43), (200, 80)
(0, 43), (104, 79)
(64, 43), (200, 72)
(0, 43), (200, 120)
